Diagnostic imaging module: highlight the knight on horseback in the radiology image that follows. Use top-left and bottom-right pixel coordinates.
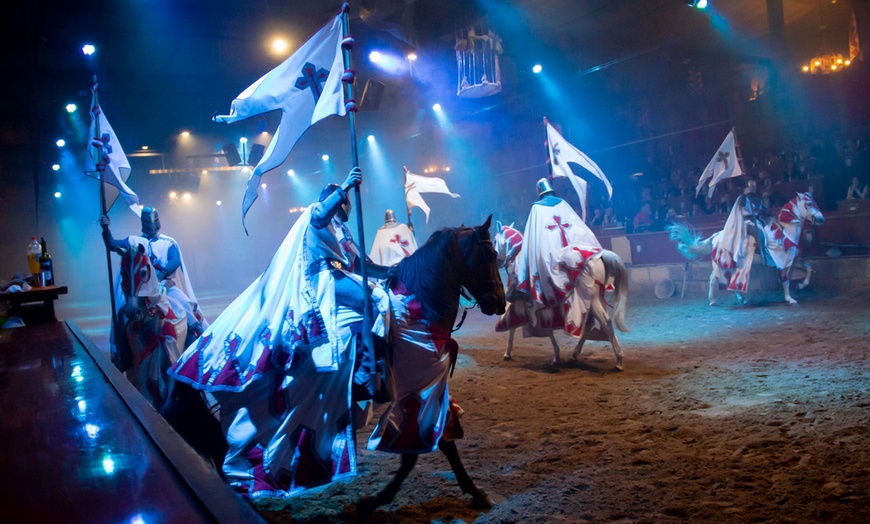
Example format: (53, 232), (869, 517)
(669, 189), (825, 306)
(169, 166), (395, 500)
(733, 179), (773, 267)
(495, 178), (629, 369)
(100, 206), (208, 369)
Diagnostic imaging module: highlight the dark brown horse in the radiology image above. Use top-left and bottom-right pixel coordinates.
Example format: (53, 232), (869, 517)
(359, 215), (506, 515)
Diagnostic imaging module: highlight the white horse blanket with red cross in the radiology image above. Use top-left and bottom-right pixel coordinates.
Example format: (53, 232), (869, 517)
(496, 199), (601, 337)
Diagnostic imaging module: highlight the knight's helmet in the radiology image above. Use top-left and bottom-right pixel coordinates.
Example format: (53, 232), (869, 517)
(536, 177), (554, 197)
(384, 209), (397, 224)
(141, 206), (161, 236)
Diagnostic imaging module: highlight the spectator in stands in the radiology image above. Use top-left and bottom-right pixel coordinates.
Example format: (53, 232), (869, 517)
(663, 207), (678, 229)
(589, 207), (604, 226)
(603, 206), (618, 227)
(846, 177), (868, 200)
(633, 202), (653, 232)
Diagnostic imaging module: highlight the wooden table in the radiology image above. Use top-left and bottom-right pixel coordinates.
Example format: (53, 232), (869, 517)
(1, 284), (68, 324)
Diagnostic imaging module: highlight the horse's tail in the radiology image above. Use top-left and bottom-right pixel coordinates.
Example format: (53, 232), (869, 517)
(667, 223), (712, 260)
(601, 250), (629, 333)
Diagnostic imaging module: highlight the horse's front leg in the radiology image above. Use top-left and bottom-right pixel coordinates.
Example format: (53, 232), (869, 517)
(797, 261), (813, 290)
(570, 329), (589, 363)
(782, 277), (797, 305)
(708, 270), (718, 306)
(503, 328), (516, 361)
(549, 332), (561, 366)
(439, 439), (495, 509)
(358, 453), (418, 516)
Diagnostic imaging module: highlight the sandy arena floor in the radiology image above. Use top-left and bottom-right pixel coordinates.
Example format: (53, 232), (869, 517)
(252, 287), (870, 524)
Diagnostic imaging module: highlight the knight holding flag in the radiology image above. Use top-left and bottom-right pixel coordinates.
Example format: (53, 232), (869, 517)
(168, 6), (395, 500)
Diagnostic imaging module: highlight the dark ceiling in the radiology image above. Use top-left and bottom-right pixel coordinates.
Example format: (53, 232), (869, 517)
(0, 0), (866, 170)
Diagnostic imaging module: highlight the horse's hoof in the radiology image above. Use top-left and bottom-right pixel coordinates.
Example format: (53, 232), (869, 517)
(787, 299), (799, 306)
(469, 489), (497, 509)
(613, 363), (624, 372)
(798, 283), (808, 290)
(503, 354), (513, 361)
(356, 496), (385, 518)
(709, 301), (717, 307)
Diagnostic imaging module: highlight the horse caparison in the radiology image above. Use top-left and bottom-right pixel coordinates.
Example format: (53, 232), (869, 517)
(493, 222), (630, 370)
(358, 215), (506, 515)
(119, 243), (226, 471)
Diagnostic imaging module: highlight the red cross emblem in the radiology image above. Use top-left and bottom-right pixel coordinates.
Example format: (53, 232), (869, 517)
(547, 215), (572, 247)
(390, 234), (410, 256)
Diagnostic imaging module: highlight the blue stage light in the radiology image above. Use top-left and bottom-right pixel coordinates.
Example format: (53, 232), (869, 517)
(532, 64), (542, 74)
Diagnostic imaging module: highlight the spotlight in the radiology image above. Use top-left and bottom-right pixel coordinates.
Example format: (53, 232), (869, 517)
(65, 104), (77, 113)
(287, 169), (295, 176)
(51, 164), (60, 171)
(322, 154), (329, 161)
(367, 135), (375, 142)
(54, 191), (62, 198)
(407, 53), (418, 61)
(687, 0), (708, 8)
(432, 103), (442, 111)
(261, 183), (267, 189)
(272, 38), (288, 54)
(239, 137), (248, 144)
(182, 192), (191, 200)
(169, 191), (177, 199)
(180, 131), (190, 137)
(216, 200), (222, 206)
(81, 44), (96, 56)
(532, 64), (542, 74)
(56, 139), (66, 147)
(369, 51), (383, 63)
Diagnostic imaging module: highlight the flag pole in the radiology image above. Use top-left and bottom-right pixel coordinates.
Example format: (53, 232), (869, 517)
(340, 3), (379, 397)
(403, 166), (414, 232)
(543, 116), (554, 180)
(91, 76), (121, 368)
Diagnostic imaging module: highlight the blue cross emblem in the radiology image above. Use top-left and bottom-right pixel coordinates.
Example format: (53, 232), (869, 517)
(295, 62), (330, 103)
(98, 133), (113, 155)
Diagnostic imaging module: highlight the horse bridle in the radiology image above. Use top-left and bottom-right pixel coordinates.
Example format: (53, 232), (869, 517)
(453, 227), (502, 331)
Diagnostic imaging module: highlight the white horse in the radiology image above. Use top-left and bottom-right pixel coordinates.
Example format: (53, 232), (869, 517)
(493, 221), (629, 370)
(668, 192), (825, 306)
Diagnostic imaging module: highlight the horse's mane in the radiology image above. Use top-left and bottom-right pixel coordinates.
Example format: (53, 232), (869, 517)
(394, 227), (465, 324)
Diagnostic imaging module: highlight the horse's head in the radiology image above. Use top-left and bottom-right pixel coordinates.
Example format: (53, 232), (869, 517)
(791, 192), (825, 226)
(458, 215), (506, 316)
(493, 220), (522, 269)
(119, 243), (161, 319)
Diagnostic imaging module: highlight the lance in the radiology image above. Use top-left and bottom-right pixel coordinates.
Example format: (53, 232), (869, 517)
(340, 3), (381, 397)
(90, 75), (121, 369)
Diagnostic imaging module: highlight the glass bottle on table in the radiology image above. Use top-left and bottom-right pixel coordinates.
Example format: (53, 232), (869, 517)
(39, 237), (54, 287)
(27, 237), (41, 285)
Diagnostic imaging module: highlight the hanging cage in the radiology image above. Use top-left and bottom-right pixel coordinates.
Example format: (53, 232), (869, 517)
(455, 26), (503, 98)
